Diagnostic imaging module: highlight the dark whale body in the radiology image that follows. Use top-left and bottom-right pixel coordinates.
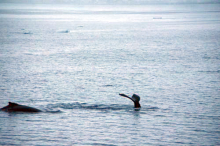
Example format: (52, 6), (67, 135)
(119, 93), (141, 108)
(1, 102), (42, 112)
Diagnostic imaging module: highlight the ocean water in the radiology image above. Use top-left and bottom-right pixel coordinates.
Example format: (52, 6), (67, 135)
(0, 3), (220, 146)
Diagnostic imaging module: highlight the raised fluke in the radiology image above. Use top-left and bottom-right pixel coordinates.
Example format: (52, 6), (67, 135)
(119, 93), (141, 108)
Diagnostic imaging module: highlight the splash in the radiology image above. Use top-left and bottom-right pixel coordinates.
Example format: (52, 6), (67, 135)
(46, 102), (159, 113)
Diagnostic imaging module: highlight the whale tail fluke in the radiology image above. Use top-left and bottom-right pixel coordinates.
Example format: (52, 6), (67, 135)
(119, 93), (141, 108)
(132, 94), (140, 102)
(119, 93), (130, 98)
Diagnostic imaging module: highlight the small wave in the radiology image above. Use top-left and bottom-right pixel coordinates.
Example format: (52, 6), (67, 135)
(147, 106), (159, 111)
(198, 70), (220, 73)
(23, 31), (33, 34)
(45, 110), (62, 113)
(20, 29), (33, 34)
(85, 143), (117, 146)
(102, 85), (113, 87)
(57, 30), (70, 33)
(153, 16), (162, 19)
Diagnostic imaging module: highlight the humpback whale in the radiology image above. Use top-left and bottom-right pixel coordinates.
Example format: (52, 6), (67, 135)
(1, 94), (141, 112)
(1, 102), (42, 112)
(119, 93), (141, 108)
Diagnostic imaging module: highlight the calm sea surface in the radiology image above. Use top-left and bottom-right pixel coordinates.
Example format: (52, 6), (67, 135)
(0, 3), (220, 146)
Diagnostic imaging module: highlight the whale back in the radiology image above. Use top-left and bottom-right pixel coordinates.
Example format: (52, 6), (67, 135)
(9, 102), (19, 107)
(1, 102), (17, 111)
(1, 102), (41, 112)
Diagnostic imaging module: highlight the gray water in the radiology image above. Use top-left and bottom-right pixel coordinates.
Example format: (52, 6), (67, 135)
(0, 3), (220, 146)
